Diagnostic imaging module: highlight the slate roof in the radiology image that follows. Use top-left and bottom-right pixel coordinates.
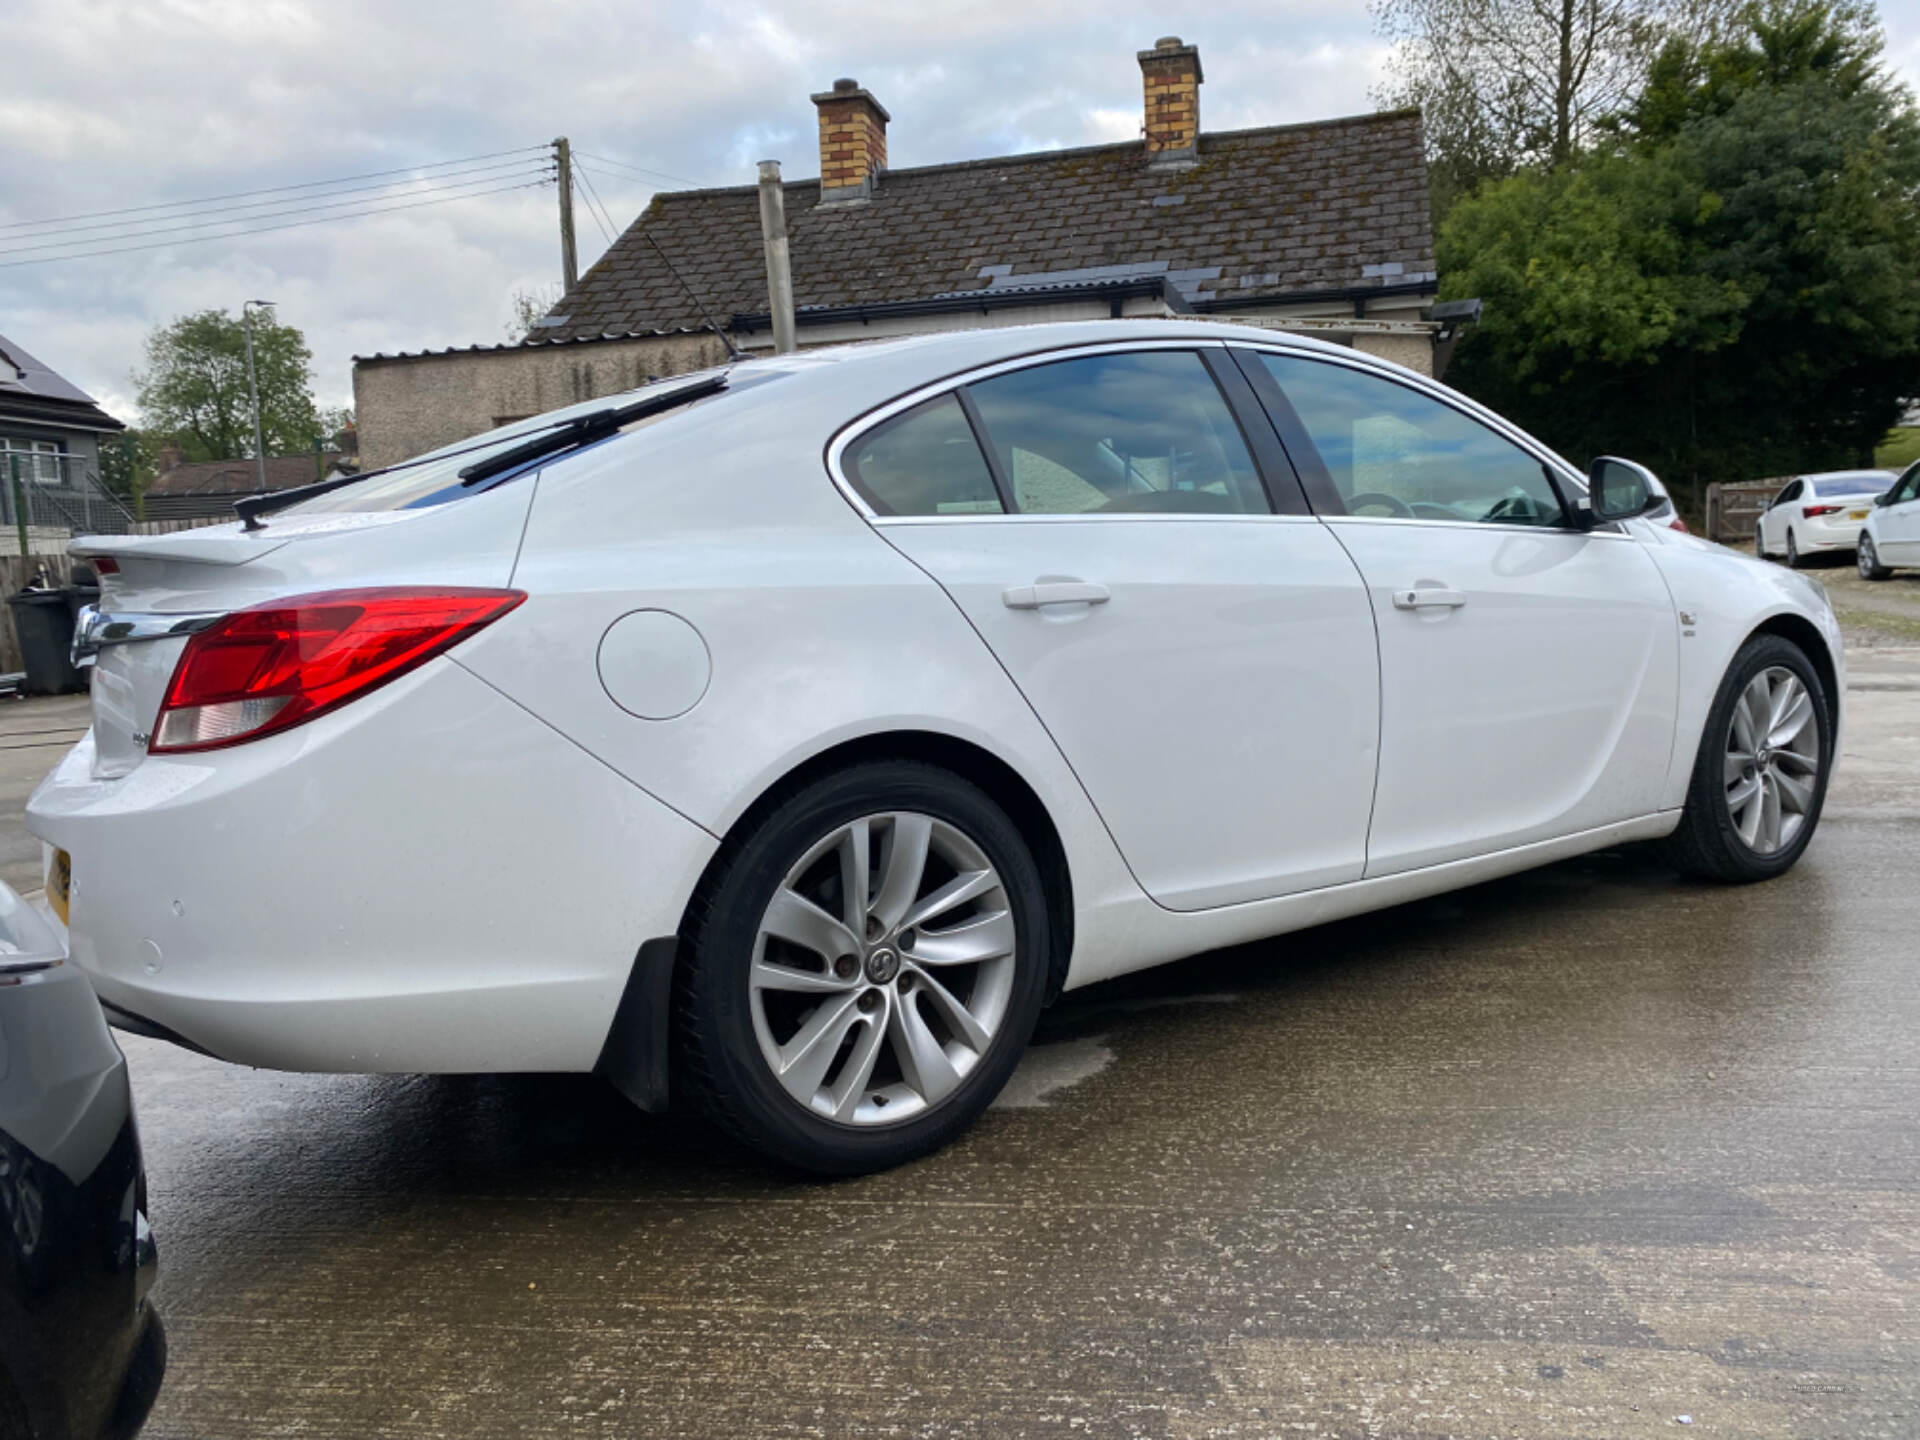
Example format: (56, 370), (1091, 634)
(147, 451), (354, 496)
(543, 109), (1434, 343)
(0, 333), (125, 434)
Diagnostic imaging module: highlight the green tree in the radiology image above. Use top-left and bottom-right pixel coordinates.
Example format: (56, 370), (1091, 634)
(1439, 1), (1920, 500)
(133, 307), (322, 462)
(1372, 0), (1740, 214)
(96, 428), (158, 506)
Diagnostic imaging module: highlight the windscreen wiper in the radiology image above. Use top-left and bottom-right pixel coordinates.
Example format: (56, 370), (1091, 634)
(457, 372), (729, 487)
(233, 371), (730, 530)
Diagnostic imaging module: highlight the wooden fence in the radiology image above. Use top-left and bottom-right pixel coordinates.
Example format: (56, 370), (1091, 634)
(1704, 480), (1784, 543)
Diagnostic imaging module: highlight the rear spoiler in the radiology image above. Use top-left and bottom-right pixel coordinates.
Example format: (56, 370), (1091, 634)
(68, 530), (289, 568)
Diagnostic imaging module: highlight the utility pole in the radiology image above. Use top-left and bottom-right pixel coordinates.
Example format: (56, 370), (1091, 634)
(242, 299), (274, 493)
(756, 160), (797, 355)
(554, 137), (578, 293)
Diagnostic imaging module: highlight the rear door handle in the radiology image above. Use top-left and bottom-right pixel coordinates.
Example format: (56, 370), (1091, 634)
(1002, 581), (1111, 610)
(1392, 586), (1467, 610)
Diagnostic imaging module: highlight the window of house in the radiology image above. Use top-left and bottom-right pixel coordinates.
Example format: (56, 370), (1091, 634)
(844, 394), (1004, 517)
(964, 351), (1269, 516)
(1255, 353), (1567, 527)
(1, 438), (64, 486)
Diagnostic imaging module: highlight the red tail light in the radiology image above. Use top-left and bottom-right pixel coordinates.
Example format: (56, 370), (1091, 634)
(1669, 516), (1689, 532)
(150, 587), (525, 753)
(1803, 504), (1843, 518)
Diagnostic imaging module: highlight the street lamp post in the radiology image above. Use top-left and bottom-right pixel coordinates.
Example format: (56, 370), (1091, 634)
(242, 300), (274, 493)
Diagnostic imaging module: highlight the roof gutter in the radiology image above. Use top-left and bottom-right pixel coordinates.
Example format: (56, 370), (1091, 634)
(1191, 279), (1437, 318)
(728, 276), (1188, 334)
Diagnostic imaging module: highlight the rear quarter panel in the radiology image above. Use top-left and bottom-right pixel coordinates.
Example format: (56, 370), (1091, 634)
(453, 388), (1144, 982)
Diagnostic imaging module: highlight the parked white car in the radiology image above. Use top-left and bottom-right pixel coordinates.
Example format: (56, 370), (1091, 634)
(29, 321), (1844, 1172)
(1857, 459), (1920, 579)
(1755, 469), (1895, 566)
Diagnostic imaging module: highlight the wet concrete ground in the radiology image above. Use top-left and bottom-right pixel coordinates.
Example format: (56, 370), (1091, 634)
(7, 654), (1917, 1438)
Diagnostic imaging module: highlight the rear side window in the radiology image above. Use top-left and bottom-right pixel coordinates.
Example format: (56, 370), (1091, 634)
(845, 395), (1004, 517)
(965, 351), (1269, 515)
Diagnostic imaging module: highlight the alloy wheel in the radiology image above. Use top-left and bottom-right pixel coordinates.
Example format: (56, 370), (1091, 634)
(1723, 666), (1822, 856)
(1859, 538), (1878, 579)
(748, 811), (1017, 1126)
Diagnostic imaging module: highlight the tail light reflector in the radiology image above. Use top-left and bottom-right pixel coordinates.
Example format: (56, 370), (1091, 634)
(150, 587), (524, 753)
(1803, 504), (1843, 518)
(1668, 516), (1689, 532)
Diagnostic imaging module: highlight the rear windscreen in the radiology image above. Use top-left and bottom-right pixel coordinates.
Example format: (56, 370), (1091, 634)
(1812, 476), (1889, 497)
(282, 369), (760, 516)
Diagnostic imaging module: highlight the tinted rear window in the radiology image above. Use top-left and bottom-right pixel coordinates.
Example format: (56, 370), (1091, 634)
(1812, 475), (1890, 497)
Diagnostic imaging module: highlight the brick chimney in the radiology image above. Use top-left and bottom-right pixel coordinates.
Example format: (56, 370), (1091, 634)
(156, 441), (183, 474)
(1139, 36), (1203, 166)
(812, 77), (889, 204)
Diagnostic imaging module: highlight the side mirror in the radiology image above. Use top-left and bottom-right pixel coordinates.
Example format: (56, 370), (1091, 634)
(1586, 456), (1660, 523)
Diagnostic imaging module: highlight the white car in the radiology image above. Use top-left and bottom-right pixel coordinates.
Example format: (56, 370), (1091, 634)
(1857, 459), (1920, 579)
(1754, 469), (1894, 566)
(29, 321), (1843, 1173)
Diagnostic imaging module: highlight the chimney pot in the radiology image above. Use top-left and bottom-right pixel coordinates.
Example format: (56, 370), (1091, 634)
(1137, 37), (1203, 166)
(810, 77), (890, 205)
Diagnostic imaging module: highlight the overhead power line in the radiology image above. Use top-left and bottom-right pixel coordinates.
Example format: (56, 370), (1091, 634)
(0, 144), (552, 235)
(0, 163), (554, 258)
(0, 176), (553, 269)
(8, 155), (551, 244)
(575, 150), (702, 189)
(569, 160), (621, 246)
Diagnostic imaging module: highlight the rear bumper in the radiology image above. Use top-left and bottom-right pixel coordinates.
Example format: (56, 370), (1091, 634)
(27, 659), (718, 1075)
(1796, 515), (1869, 550)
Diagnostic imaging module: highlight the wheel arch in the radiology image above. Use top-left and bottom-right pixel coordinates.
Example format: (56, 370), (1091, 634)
(1748, 612), (1840, 731)
(683, 729), (1076, 1005)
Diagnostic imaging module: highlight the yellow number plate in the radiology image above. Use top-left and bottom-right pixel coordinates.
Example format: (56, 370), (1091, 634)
(1850, 509), (1869, 521)
(48, 848), (71, 926)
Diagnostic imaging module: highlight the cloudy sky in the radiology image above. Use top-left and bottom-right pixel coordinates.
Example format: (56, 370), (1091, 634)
(4, 0), (1918, 428)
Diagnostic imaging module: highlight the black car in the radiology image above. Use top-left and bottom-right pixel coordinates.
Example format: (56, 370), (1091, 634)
(0, 899), (163, 1440)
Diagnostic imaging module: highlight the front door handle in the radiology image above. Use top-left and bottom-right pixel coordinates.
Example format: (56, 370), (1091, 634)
(1392, 586), (1467, 610)
(1003, 581), (1111, 610)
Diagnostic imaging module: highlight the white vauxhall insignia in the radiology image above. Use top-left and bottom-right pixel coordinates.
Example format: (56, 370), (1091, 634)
(30, 321), (1844, 1173)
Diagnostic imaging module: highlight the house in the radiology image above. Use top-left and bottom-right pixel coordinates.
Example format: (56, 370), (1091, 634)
(141, 443), (359, 522)
(354, 36), (1440, 469)
(0, 332), (131, 541)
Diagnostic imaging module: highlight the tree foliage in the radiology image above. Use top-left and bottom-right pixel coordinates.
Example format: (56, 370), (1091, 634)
(134, 307), (321, 462)
(1373, 0), (1740, 212)
(1439, 1), (1920, 495)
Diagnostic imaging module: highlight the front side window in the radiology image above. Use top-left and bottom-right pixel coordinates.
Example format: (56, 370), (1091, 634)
(1889, 465), (1920, 506)
(844, 394), (1002, 517)
(964, 351), (1269, 516)
(1255, 353), (1566, 527)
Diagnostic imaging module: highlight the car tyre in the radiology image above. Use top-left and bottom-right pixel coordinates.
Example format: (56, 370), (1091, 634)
(1659, 633), (1832, 883)
(1859, 534), (1892, 581)
(1785, 529), (1803, 568)
(675, 760), (1051, 1174)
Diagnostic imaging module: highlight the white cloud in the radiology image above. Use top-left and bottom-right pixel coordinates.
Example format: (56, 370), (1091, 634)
(55, 0), (1918, 429)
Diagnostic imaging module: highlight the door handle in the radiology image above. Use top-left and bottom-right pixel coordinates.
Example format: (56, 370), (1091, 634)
(1392, 586), (1467, 610)
(1003, 581), (1111, 610)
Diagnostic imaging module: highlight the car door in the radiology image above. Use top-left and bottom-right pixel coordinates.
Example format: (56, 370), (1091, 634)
(1881, 465), (1920, 560)
(1763, 480), (1803, 554)
(837, 344), (1381, 911)
(1238, 347), (1679, 878)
